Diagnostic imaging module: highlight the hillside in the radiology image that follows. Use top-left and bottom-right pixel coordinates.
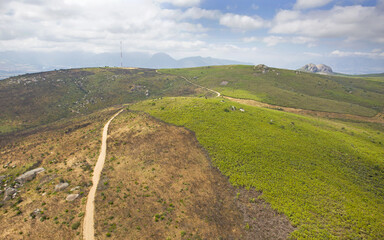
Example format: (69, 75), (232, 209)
(0, 67), (204, 134)
(1, 65), (384, 239)
(160, 65), (384, 117)
(131, 97), (384, 239)
(0, 105), (294, 239)
(0, 107), (111, 239)
(2, 65), (383, 136)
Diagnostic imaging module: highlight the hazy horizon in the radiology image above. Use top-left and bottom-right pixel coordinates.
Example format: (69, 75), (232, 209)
(1, 0), (384, 75)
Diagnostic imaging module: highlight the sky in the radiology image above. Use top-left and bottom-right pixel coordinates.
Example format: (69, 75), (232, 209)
(0, 0), (383, 74)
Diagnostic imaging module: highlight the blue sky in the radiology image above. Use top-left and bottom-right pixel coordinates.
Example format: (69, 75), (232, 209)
(0, 0), (383, 73)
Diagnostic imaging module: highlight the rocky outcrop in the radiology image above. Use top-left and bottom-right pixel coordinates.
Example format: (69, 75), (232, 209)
(3, 187), (17, 201)
(254, 64), (270, 74)
(316, 64), (333, 74)
(70, 186), (80, 192)
(55, 182), (69, 192)
(254, 64), (269, 70)
(299, 63), (333, 74)
(15, 167), (45, 184)
(300, 63), (318, 72)
(66, 194), (79, 201)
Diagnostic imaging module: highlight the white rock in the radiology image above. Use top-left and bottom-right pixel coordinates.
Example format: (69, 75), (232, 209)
(66, 194), (79, 201)
(3, 187), (17, 201)
(55, 182), (69, 192)
(15, 168), (45, 184)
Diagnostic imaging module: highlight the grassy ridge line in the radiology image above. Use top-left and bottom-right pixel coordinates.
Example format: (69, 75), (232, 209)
(131, 97), (384, 239)
(0, 68), (197, 134)
(159, 65), (384, 117)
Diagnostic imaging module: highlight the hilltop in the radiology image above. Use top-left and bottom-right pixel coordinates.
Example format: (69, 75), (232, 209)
(0, 51), (251, 80)
(161, 65), (384, 118)
(0, 67), (203, 134)
(1, 65), (384, 133)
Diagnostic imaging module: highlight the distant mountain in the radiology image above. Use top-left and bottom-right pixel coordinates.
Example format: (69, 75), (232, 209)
(0, 51), (251, 79)
(299, 63), (333, 75)
(146, 52), (179, 68)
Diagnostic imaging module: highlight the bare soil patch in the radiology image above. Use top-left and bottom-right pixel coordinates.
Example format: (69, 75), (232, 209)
(94, 111), (294, 239)
(0, 107), (120, 239)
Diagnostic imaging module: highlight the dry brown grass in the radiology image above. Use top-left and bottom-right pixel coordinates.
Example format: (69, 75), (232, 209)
(1, 107), (294, 239)
(94, 111), (294, 239)
(0, 107), (120, 239)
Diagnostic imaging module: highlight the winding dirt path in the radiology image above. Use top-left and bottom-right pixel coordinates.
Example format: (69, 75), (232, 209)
(224, 96), (384, 124)
(180, 76), (221, 97)
(83, 109), (124, 240)
(181, 76), (384, 124)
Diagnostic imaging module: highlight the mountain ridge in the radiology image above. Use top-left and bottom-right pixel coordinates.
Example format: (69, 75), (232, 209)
(0, 51), (251, 79)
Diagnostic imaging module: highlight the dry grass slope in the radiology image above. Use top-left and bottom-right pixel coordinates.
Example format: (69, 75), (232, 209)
(94, 111), (294, 239)
(0, 107), (120, 239)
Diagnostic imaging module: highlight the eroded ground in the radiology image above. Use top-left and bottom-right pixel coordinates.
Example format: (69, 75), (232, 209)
(94, 111), (294, 239)
(0, 107), (120, 240)
(1, 107), (295, 240)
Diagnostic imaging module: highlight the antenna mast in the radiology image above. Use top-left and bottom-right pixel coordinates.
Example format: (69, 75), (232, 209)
(120, 41), (123, 68)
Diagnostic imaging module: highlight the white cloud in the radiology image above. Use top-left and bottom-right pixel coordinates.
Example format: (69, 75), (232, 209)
(242, 37), (259, 43)
(219, 13), (266, 30)
(304, 52), (323, 57)
(0, 0), (383, 75)
(331, 50), (384, 58)
(0, 0), (209, 53)
(291, 36), (315, 45)
(270, 5), (384, 43)
(263, 36), (285, 46)
(262, 35), (315, 47)
(155, 0), (201, 7)
(294, 0), (333, 9)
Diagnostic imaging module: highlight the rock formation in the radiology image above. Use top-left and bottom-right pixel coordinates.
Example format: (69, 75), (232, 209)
(66, 194), (79, 201)
(55, 182), (69, 192)
(299, 63), (333, 74)
(15, 168), (45, 184)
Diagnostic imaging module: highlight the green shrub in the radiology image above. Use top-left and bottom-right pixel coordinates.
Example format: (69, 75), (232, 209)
(132, 97), (384, 239)
(71, 221), (80, 230)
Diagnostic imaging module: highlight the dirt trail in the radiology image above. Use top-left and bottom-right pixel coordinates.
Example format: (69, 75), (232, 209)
(225, 96), (384, 124)
(180, 75), (383, 124)
(83, 109), (124, 240)
(180, 76), (221, 97)
(93, 112), (294, 239)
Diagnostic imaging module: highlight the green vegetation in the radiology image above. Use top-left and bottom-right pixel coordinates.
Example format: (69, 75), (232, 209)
(3, 66), (383, 135)
(0, 68), (196, 134)
(132, 97), (384, 239)
(160, 65), (384, 117)
(2, 65), (384, 238)
(71, 221), (80, 230)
